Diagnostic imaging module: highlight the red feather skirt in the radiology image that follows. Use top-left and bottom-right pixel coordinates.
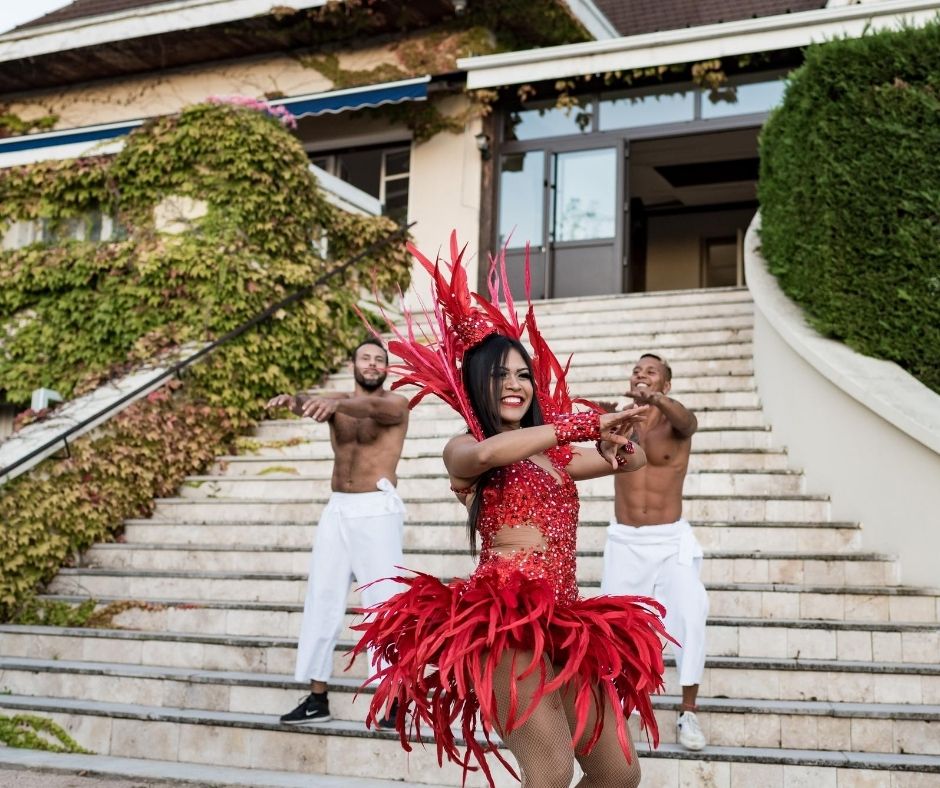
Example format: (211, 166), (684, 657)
(349, 569), (671, 786)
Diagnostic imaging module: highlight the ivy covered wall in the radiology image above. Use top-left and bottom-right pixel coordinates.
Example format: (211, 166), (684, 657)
(0, 101), (412, 618)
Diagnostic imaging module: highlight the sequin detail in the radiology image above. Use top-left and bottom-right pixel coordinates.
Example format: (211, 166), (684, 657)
(471, 445), (579, 606)
(552, 411), (601, 444)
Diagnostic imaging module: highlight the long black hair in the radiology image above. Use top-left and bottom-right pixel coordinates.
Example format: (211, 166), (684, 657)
(461, 334), (544, 553)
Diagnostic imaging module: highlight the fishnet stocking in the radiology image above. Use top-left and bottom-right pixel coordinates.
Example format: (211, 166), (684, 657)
(561, 684), (641, 788)
(491, 650), (574, 788)
(490, 650), (641, 788)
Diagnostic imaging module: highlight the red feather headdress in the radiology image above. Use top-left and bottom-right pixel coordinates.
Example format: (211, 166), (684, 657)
(362, 231), (585, 438)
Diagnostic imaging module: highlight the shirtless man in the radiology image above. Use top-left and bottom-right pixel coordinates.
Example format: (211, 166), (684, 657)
(600, 353), (709, 751)
(266, 338), (409, 727)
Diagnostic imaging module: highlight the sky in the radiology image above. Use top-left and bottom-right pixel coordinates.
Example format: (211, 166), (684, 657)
(0, 0), (73, 34)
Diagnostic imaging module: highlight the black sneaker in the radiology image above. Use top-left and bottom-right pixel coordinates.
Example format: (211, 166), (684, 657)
(376, 698), (400, 730)
(280, 692), (331, 725)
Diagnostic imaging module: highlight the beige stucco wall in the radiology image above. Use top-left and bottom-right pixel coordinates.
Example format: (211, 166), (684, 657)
(646, 208), (754, 291)
(5, 44), (397, 129)
(746, 214), (940, 588)
(404, 94), (483, 309)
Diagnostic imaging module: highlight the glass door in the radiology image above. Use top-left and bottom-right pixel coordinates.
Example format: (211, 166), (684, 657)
(549, 145), (623, 298)
(498, 141), (627, 300)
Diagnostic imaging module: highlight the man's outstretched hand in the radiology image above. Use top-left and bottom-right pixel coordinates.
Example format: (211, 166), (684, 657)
(266, 394), (295, 411)
(300, 397), (338, 422)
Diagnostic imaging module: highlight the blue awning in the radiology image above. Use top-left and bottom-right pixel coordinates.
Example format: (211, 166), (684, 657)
(0, 120), (142, 157)
(273, 76), (430, 118)
(0, 76), (430, 167)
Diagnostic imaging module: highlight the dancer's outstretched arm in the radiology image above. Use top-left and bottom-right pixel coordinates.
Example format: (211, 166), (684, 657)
(567, 440), (647, 480)
(444, 409), (644, 483)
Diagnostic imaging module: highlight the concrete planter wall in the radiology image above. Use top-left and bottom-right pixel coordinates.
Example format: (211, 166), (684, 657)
(745, 212), (940, 587)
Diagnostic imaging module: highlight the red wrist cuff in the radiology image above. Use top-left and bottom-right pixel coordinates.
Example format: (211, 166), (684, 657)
(553, 411), (601, 444)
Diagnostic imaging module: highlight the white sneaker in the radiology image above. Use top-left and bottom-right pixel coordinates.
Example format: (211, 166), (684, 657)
(677, 710), (707, 751)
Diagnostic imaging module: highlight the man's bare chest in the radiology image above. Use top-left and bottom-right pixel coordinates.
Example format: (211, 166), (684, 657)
(637, 424), (688, 468)
(332, 414), (382, 446)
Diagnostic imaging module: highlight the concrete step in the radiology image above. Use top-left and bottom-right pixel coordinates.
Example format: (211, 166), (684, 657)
(44, 568), (938, 622)
(526, 286), (750, 313)
(231, 427), (776, 460)
(147, 493), (830, 525)
(0, 749), (433, 788)
(320, 357), (753, 385)
(489, 310), (754, 335)
(122, 519), (862, 553)
(252, 389), (763, 422)
(323, 371), (758, 392)
(1, 694), (937, 786)
(9, 624), (939, 702)
(214, 448), (792, 473)
(546, 330), (753, 354)
(252, 406), (769, 440)
(2, 659), (937, 757)
(176, 470), (805, 500)
(81, 544), (896, 588)
(529, 293), (753, 322)
(554, 341), (754, 363)
(1, 637), (938, 706)
(37, 595), (940, 664)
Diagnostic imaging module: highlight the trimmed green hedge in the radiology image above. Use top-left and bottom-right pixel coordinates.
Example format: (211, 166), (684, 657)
(759, 22), (940, 393)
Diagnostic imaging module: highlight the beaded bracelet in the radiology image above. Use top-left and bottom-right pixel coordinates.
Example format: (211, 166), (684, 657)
(595, 439), (636, 467)
(552, 411), (601, 444)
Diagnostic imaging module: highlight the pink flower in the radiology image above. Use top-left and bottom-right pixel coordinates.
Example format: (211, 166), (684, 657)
(205, 95), (297, 129)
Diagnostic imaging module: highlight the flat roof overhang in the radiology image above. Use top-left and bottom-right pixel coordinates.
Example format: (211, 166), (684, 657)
(0, 0), (453, 94)
(459, 0), (940, 89)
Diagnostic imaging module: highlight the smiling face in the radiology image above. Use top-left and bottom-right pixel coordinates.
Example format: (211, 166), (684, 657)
(353, 342), (388, 392)
(495, 346), (535, 430)
(631, 355), (671, 396)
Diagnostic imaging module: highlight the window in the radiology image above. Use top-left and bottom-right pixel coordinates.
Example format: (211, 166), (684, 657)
(599, 86), (695, 131)
(551, 148), (617, 242)
(381, 148), (410, 224)
(309, 143), (411, 222)
(504, 99), (593, 142)
(2, 211), (118, 251)
(702, 75), (786, 119)
(498, 151), (544, 248)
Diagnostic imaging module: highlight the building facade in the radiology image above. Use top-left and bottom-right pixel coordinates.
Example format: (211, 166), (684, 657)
(1, 0), (937, 303)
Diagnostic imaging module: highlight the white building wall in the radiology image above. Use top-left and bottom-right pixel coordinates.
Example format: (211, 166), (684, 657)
(405, 94), (483, 309)
(745, 214), (940, 587)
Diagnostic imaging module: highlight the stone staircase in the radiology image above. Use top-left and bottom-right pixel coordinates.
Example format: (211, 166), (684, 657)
(1, 287), (938, 787)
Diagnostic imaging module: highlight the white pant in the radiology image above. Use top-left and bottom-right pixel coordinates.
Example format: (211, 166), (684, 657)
(294, 478), (405, 683)
(601, 518), (708, 687)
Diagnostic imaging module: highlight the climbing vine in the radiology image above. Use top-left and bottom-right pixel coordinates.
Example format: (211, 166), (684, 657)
(0, 100), (412, 622)
(508, 51), (788, 124)
(0, 109), (58, 138)
(0, 101), (411, 410)
(0, 714), (91, 753)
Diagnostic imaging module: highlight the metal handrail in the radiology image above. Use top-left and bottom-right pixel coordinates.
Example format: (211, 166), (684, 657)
(0, 222), (413, 484)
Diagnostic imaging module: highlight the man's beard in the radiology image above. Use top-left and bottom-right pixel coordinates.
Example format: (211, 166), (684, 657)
(355, 368), (387, 391)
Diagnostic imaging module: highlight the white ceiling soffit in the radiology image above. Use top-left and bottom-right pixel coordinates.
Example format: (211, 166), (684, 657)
(0, 0), (331, 63)
(562, 0), (619, 39)
(460, 0), (940, 89)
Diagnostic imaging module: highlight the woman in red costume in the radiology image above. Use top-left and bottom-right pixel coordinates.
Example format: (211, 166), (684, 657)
(353, 234), (672, 787)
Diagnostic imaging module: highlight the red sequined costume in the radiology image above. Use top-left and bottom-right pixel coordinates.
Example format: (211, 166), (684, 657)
(351, 233), (671, 786)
